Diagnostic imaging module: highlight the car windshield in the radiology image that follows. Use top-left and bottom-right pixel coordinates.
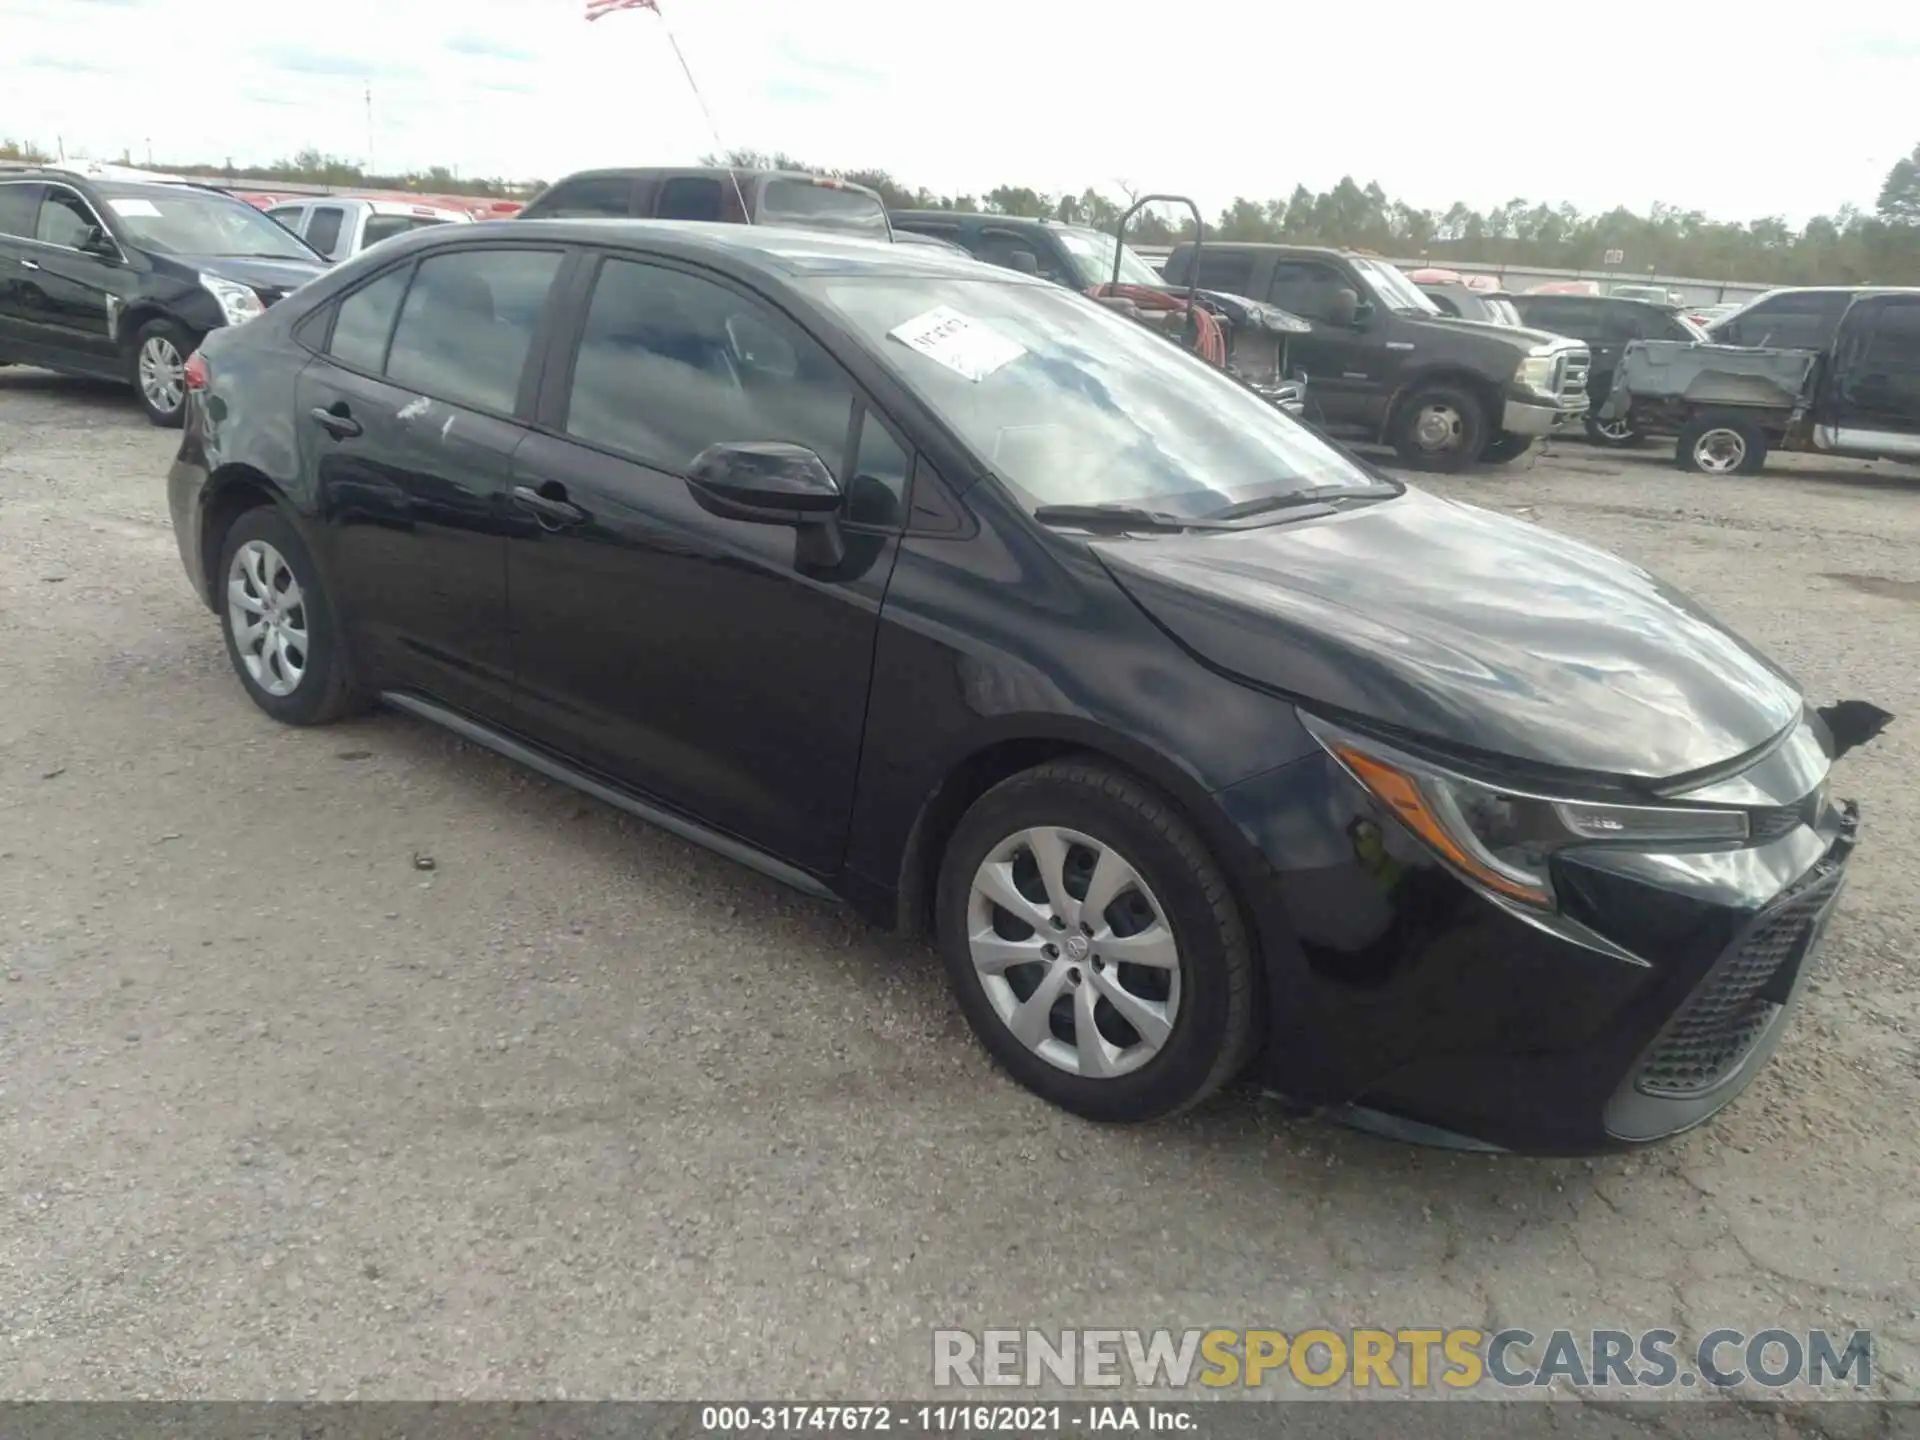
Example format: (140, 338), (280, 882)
(758, 179), (889, 236)
(1050, 228), (1165, 288)
(1353, 257), (1440, 315)
(100, 190), (319, 260)
(814, 276), (1379, 520)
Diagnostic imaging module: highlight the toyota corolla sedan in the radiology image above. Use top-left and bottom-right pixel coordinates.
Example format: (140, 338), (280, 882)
(164, 220), (1883, 1154)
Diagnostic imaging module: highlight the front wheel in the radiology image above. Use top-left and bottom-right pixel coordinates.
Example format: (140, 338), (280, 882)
(1676, 414), (1768, 475)
(1585, 412), (1645, 447)
(130, 317), (200, 428)
(1389, 385), (1487, 473)
(934, 759), (1258, 1123)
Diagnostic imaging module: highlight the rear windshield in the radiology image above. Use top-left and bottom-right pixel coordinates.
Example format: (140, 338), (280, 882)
(363, 213), (453, 249)
(757, 178), (888, 236)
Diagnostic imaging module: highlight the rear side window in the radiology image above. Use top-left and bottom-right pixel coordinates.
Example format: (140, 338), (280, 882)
(327, 266), (413, 373)
(532, 176), (633, 218)
(1188, 250), (1255, 295)
(363, 214), (448, 249)
(657, 177), (725, 222)
(305, 207), (346, 255)
(0, 182), (43, 238)
(384, 248), (564, 414)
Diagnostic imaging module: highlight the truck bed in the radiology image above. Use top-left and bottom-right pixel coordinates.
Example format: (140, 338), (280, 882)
(1600, 341), (1819, 419)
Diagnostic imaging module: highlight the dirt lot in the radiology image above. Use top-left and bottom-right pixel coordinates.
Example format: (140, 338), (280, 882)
(3, 368), (1918, 1406)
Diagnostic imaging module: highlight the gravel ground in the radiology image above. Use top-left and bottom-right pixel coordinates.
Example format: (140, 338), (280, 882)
(2, 368), (1918, 1408)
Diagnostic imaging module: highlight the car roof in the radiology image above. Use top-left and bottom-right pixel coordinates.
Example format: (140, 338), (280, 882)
(426, 217), (1047, 282)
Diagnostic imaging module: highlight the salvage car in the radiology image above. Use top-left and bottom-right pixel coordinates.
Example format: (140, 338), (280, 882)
(262, 195), (473, 264)
(1162, 241), (1591, 469)
(165, 221), (1881, 1154)
(1510, 293), (1708, 445)
(1598, 289), (1920, 473)
(0, 166), (326, 425)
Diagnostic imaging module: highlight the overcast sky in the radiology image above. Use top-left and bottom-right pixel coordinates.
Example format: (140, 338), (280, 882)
(4, 0), (1914, 226)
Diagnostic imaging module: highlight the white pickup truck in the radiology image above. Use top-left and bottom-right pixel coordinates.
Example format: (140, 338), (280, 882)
(261, 195), (472, 264)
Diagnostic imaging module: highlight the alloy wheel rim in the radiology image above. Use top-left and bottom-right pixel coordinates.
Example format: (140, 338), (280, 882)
(226, 540), (309, 697)
(1596, 417), (1636, 442)
(138, 336), (184, 414)
(1694, 428), (1746, 473)
(966, 826), (1181, 1079)
(1413, 403), (1464, 453)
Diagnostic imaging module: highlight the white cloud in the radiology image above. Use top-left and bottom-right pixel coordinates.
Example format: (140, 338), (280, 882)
(1, 0), (1911, 225)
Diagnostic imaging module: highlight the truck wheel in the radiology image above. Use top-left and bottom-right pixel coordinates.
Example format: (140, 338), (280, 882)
(1677, 414), (1768, 475)
(1585, 413), (1645, 447)
(1479, 432), (1534, 464)
(1390, 385), (1486, 473)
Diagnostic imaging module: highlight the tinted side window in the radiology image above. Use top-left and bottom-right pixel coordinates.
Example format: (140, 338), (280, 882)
(1722, 293), (1849, 350)
(1533, 299), (1603, 342)
(1425, 291), (1463, 317)
(306, 207), (346, 255)
(1602, 304), (1648, 342)
(1190, 250), (1255, 295)
(846, 409), (912, 528)
(326, 266), (413, 372)
(0, 182), (43, 238)
(384, 249), (563, 414)
(266, 205), (306, 233)
(36, 187), (98, 248)
(976, 230), (1055, 281)
(564, 256), (856, 479)
(656, 177), (724, 222)
(1857, 303), (1920, 371)
(535, 176), (633, 218)
(1266, 261), (1353, 322)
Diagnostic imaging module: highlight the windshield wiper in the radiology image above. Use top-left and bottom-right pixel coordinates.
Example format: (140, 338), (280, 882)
(1030, 504), (1233, 534)
(1208, 482), (1399, 523)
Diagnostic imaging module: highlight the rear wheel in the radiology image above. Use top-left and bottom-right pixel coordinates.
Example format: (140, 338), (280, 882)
(216, 505), (366, 725)
(934, 759), (1257, 1123)
(1677, 413), (1768, 475)
(1390, 384), (1487, 473)
(130, 317), (199, 428)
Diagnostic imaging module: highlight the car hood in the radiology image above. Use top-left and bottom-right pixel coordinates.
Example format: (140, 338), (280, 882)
(191, 254), (329, 295)
(1093, 488), (1804, 784)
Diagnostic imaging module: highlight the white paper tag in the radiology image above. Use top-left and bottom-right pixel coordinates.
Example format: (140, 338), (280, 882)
(107, 198), (161, 218)
(887, 306), (1025, 382)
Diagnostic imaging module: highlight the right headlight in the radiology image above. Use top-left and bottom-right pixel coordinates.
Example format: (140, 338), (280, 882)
(1514, 351), (1562, 398)
(1305, 716), (1749, 910)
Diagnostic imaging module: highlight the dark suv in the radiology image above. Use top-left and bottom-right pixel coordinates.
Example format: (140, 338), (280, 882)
(1705, 286), (1920, 352)
(1510, 294), (1707, 445)
(0, 168), (328, 425)
(518, 167), (893, 239)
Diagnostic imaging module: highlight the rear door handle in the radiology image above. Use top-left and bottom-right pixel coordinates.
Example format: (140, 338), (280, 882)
(513, 484), (588, 527)
(20, 258), (40, 271)
(309, 406), (362, 439)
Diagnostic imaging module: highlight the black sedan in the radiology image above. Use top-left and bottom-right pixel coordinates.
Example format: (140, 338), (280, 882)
(164, 220), (1877, 1154)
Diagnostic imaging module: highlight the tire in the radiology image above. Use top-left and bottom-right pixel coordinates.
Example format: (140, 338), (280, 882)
(934, 758), (1258, 1123)
(215, 504), (366, 725)
(129, 317), (199, 428)
(1479, 431), (1535, 464)
(1676, 413), (1768, 475)
(1389, 384), (1487, 473)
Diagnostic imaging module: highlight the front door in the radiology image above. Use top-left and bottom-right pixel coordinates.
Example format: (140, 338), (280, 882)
(1825, 296), (1920, 459)
(1266, 258), (1380, 425)
(296, 244), (568, 723)
(14, 183), (129, 374)
(506, 251), (909, 872)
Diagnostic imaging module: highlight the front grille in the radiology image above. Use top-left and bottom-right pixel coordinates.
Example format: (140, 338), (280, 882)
(1634, 874), (1837, 1099)
(1557, 349), (1591, 405)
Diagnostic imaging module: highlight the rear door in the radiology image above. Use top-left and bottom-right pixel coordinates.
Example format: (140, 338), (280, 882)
(294, 242), (571, 723)
(16, 183), (129, 373)
(1825, 296), (1920, 459)
(0, 180), (47, 351)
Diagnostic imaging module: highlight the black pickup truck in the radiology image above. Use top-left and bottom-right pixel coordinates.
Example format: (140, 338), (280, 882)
(1598, 289), (1920, 474)
(1161, 242), (1593, 470)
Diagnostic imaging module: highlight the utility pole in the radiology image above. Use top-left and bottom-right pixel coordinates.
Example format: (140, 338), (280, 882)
(365, 83), (374, 175)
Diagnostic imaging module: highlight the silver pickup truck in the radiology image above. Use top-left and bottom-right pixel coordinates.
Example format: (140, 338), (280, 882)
(261, 196), (472, 265)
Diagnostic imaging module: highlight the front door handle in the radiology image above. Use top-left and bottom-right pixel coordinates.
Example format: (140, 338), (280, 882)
(309, 405), (362, 439)
(513, 484), (588, 527)
(20, 258), (40, 271)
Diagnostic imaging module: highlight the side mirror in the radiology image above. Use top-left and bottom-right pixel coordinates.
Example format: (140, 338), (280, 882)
(79, 226), (118, 260)
(685, 441), (841, 522)
(1325, 288), (1359, 327)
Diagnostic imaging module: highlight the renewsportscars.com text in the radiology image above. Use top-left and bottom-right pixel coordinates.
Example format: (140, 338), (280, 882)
(932, 1328), (1873, 1392)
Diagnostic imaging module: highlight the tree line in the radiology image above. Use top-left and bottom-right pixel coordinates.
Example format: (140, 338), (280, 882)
(7, 134), (1918, 285)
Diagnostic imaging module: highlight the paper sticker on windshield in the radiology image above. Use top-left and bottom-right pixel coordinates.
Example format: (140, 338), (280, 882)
(107, 198), (161, 218)
(887, 306), (1025, 382)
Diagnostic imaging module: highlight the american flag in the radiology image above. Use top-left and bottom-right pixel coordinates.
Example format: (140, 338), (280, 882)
(586, 0), (656, 17)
